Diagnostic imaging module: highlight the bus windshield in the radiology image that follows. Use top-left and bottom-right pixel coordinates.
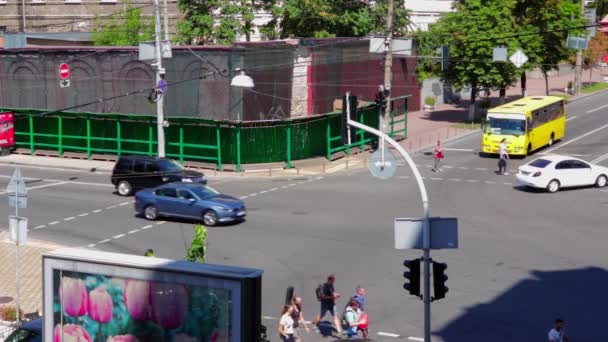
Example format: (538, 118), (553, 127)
(485, 117), (526, 136)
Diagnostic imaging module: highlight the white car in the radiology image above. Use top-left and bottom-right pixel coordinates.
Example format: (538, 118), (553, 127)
(516, 155), (608, 193)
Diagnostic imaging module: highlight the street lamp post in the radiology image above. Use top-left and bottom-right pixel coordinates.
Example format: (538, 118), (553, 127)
(347, 119), (432, 342)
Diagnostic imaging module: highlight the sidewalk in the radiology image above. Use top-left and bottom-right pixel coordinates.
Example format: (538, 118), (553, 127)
(0, 232), (62, 326)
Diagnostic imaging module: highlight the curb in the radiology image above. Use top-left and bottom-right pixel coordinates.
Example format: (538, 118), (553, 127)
(413, 129), (481, 155)
(566, 87), (608, 103)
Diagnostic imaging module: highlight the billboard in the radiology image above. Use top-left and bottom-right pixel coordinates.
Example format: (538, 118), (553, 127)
(0, 111), (15, 149)
(43, 248), (263, 342)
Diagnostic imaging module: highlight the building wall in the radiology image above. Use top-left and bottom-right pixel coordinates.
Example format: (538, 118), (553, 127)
(0, 0), (182, 34)
(406, 0), (454, 31)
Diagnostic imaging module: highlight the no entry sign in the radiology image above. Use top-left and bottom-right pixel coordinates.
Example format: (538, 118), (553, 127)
(59, 63), (70, 80)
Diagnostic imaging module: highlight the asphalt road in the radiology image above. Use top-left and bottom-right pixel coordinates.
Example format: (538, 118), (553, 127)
(1, 93), (608, 341)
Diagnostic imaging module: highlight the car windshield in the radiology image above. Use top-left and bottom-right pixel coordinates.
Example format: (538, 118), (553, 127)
(529, 159), (552, 168)
(190, 185), (220, 199)
(485, 117), (526, 136)
(157, 159), (184, 172)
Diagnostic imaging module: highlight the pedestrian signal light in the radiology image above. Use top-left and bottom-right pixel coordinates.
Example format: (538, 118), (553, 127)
(432, 261), (448, 301)
(403, 258), (421, 297)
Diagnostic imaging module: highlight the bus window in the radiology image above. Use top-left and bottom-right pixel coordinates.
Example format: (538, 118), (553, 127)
(486, 117), (526, 136)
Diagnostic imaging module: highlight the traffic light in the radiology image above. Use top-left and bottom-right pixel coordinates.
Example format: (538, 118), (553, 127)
(381, 88), (390, 113)
(403, 258), (421, 297)
(432, 261), (448, 301)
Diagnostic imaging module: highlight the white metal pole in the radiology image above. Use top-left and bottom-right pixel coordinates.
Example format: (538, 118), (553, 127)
(382, 0), (395, 134)
(346, 92), (352, 146)
(163, 0), (169, 41)
(347, 119), (431, 342)
(15, 188), (20, 325)
(154, 0), (165, 157)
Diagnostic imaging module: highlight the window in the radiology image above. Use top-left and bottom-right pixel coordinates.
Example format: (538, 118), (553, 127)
(157, 159), (184, 172)
(177, 189), (195, 200)
(155, 188), (177, 198)
(115, 158), (133, 172)
(145, 161), (160, 173)
(529, 159), (552, 168)
(133, 160), (146, 173)
(569, 160), (590, 169)
(555, 161), (571, 170)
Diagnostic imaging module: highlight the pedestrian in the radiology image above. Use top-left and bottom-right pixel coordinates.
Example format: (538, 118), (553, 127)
(432, 140), (444, 172)
(313, 274), (343, 334)
(342, 298), (363, 338)
(548, 318), (569, 342)
(352, 287), (368, 338)
(498, 138), (509, 175)
(278, 304), (296, 342)
(291, 296), (310, 341)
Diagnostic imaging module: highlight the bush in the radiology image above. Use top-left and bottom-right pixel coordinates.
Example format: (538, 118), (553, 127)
(424, 96), (436, 106)
(0, 305), (17, 321)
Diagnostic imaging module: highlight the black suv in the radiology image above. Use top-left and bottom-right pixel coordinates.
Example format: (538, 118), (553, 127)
(111, 156), (207, 196)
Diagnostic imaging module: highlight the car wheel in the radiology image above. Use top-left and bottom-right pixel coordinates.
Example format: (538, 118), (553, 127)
(117, 181), (133, 196)
(144, 205), (159, 220)
(546, 179), (560, 193)
(548, 133), (554, 146)
(596, 175), (607, 188)
(202, 210), (218, 226)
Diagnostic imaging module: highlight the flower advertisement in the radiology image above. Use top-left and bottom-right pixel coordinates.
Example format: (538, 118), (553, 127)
(52, 270), (231, 342)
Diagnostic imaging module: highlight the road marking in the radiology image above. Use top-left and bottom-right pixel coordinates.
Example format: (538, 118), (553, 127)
(156, 221), (166, 225)
(98, 239), (111, 244)
(587, 104), (608, 113)
(545, 122), (608, 153)
(270, 188), (279, 191)
(119, 202), (130, 206)
(0, 181), (69, 194)
(430, 177), (442, 180)
(442, 166), (453, 169)
(289, 183), (297, 187)
(248, 193), (258, 197)
(485, 181), (497, 184)
(128, 229), (139, 234)
(262, 316), (277, 320)
(448, 178), (461, 181)
(476, 167), (488, 171)
(64, 217), (75, 221)
(260, 190), (268, 194)
(377, 332), (401, 338)
(408, 337), (424, 341)
(78, 213), (89, 217)
(539, 152), (591, 157)
(106, 205), (117, 209)
(240, 196), (249, 199)
(316, 176), (324, 180)
(113, 234), (125, 239)
(601, 189), (608, 192)
(399, 176), (410, 179)
(504, 182), (512, 185)
(87, 244), (96, 248)
(443, 148), (474, 152)
(458, 166), (468, 169)
(92, 209), (102, 213)
(282, 185), (289, 189)
(591, 152), (608, 164)
(141, 225), (153, 230)
(467, 179), (479, 183)
(49, 221), (60, 225)
(33, 225), (46, 230)
(566, 116), (577, 121)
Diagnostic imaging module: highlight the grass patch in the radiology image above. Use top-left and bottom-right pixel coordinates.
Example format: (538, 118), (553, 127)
(451, 121), (482, 130)
(581, 82), (608, 94)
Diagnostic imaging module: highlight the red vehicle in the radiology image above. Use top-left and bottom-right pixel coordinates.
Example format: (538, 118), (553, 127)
(0, 111), (15, 155)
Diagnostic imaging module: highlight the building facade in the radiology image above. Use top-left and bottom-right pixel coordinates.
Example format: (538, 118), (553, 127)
(406, 0), (454, 31)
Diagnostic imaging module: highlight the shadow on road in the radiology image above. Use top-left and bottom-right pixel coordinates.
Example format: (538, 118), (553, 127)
(435, 267), (608, 342)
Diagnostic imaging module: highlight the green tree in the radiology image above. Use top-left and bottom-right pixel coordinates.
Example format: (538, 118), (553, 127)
(92, 5), (154, 46)
(513, 0), (586, 95)
(597, 0), (608, 19)
(176, 0), (263, 45)
(261, 0), (410, 39)
(186, 224), (208, 263)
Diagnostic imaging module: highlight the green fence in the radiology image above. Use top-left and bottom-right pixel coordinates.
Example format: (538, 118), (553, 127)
(3, 100), (407, 170)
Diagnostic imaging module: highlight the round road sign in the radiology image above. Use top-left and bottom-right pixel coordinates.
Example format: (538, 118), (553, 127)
(59, 63), (70, 80)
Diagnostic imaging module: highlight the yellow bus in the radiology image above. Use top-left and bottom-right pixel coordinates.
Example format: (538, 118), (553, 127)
(481, 96), (566, 156)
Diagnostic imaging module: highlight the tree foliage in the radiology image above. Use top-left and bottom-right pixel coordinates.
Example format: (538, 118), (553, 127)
(416, 0), (586, 100)
(186, 224), (208, 263)
(262, 0), (410, 39)
(92, 5), (154, 46)
(176, 0), (262, 45)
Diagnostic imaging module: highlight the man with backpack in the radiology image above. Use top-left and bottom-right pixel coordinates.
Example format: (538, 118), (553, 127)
(313, 274), (343, 334)
(342, 298), (364, 338)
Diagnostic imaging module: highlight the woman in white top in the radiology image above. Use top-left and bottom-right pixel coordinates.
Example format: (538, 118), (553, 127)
(278, 304), (295, 342)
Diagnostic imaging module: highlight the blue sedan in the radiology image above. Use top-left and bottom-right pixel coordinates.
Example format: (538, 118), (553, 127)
(134, 183), (246, 226)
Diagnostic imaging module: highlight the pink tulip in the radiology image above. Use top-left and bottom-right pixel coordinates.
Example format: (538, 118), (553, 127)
(210, 329), (228, 342)
(88, 288), (114, 323)
(60, 277), (88, 317)
(53, 324), (92, 342)
(106, 335), (140, 342)
(124, 280), (150, 320)
(150, 283), (189, 330)
(174, 334), (197, 342)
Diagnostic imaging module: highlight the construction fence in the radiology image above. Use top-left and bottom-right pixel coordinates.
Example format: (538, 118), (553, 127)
(2, 96), (409, 171)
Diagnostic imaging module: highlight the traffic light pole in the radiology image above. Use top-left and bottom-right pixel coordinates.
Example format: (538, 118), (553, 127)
(382, 0), (395, 134)
(347, 119), (432, 342)
(153, 0), (165, 157)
